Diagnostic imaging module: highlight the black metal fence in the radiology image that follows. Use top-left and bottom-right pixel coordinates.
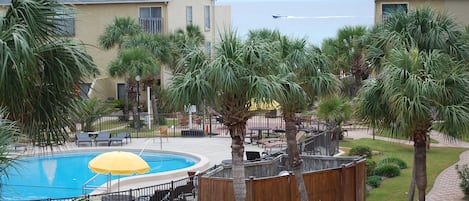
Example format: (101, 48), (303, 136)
(72, 112), (302, 139)
(24, 175), (196, 201)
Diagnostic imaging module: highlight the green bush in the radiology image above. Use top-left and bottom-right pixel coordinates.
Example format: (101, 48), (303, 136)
(367, 175), (382, 188)
(374, 164), (400, 177)
(456, 164), (469, 196)
(378, 157), (407, 169)
(366, 160), (377, 176)
(349, 145), (372, 158)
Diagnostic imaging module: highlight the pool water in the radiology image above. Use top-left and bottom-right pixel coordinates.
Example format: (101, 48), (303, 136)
(1, 151), (197, 200)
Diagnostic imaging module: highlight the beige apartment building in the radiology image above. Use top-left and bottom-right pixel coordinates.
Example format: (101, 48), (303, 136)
(0, 0), (231, 100)
(375, 0), (469, 25)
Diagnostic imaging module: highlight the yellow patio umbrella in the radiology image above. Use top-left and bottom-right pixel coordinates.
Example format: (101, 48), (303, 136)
(88, 151), (150, 192)
(248, 99), (280, 111)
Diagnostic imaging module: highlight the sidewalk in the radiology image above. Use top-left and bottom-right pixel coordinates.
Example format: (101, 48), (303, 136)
(345, 128), (469, 201)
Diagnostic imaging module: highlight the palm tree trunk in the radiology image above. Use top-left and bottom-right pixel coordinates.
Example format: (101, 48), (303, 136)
(230, 123), (246, 201)
(151, 88), (159, 126)
(413, 121), (430, 201)
(123, 78), (130, 121)
(285, 113), (308, 201)
(408, 164), (416, 201)
(129, 81), (138, 129)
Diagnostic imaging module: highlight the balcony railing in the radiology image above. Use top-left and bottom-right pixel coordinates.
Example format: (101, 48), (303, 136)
(139, 17), (164, 33)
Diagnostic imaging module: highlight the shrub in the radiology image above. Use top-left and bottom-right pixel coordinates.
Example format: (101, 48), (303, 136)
(366, 160), (377, 176)
(378, 157), (407, 169)
(349, 145), (372, 158)
(456, 164), (469, 196)
(374, 164), (400, 178)
(367, 175), (382, 188)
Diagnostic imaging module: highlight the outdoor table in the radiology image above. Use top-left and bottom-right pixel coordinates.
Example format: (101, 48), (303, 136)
(248, 127), (270, 143)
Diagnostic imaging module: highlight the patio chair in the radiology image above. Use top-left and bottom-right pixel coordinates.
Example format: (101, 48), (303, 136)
(109, 132), (129, 146)
(246, 151), (261, 161)
(170, 182), (195, 201)
(95, 131), (111, 146)
(76, 133), (93, 147)
(262, 132), (305, 152)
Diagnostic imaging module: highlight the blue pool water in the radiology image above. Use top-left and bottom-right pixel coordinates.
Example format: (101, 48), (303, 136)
(1, 151), (197, 200)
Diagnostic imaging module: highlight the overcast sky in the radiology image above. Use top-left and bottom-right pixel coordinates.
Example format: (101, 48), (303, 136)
(217, 0), (375, 46)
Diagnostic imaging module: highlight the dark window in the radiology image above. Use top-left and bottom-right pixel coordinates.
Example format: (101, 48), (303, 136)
(117, 83), (126, 100)
(382, 4), (408, 21)
(79, 83), (91, 100)
(55, 8), (75, 37)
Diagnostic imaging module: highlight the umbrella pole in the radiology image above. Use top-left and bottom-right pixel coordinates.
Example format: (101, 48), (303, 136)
(107, 173), (111, 193)
(118, 176), (120, 192)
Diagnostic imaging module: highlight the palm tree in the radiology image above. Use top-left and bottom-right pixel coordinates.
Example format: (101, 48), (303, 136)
(122, 32), (170, 126)
(167, 25), (205, 74)
(361, 8), (469, 201)
(167, 31), (281, 201)
(108, 46), (159, 128)
(248, 29), (340, 201)
(70, 98), (116, 132)
(356, 47), (469, 201)
(98, 17), (142, 121)
(322, 26), (368, 96)
(0, 107), (21, 195)
(0, 0), (98, 146)
(316, 95), (352, 141)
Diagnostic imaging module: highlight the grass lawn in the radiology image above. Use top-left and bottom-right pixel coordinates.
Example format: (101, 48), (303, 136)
(340, 138), (467, 201)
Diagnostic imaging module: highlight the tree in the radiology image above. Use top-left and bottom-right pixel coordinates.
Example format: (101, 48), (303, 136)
(122, 32), (169, 126)
(167, 31), (281, 201)
(322, 26), (368, 96)
(360, 8), (469, 201)
(108, 46), (159, 129)
(0, 107), (21, 194)
(70, 98), (116, 132)
(316, 95), (352, 141)
(356, 48), (469, 201)
(98, 17), (142, 121)
(167, 25), (205, 74)
(247, 29), (340, 201)
(0, 0), (98, 146)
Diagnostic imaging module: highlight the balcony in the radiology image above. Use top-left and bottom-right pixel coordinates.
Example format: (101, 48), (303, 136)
(139, 17), (164, 33)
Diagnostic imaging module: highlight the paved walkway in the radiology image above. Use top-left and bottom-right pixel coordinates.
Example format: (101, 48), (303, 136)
(345, 127), (469, 201)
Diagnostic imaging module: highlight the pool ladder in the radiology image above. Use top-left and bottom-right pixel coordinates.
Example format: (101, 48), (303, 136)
(82, 173), (109, 195)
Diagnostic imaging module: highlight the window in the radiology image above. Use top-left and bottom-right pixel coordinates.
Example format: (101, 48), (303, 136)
(79, 83), (91, 100)
(205, 41), (211, 57)
(139, 7), (163, 33)
(55, 7), (75, 37)
(186, 6), (193, 26)
(117, 83), (126, 100)
(204, 5), (210, 31)
(382, 3), (408, 21)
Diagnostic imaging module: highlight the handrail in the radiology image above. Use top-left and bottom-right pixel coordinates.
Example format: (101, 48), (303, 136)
(82, 173), (106, 195)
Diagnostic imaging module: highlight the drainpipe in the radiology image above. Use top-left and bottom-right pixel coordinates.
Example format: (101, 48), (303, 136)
(211, 0), (216, 58)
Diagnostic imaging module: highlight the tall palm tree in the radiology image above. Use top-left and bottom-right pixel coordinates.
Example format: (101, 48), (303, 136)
(98, 17), (142, 121)
(356, 47), (469, 201)
(122, 32), (170, 126)
(248, 29), (340, 201)
(0, 0), (98, 146)
(108, 46), (159, 128)
(167, 31), (281, 201)
(361, 8), (469, 201)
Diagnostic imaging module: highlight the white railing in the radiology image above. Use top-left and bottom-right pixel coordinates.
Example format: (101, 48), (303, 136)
(139, 18), (164, 33)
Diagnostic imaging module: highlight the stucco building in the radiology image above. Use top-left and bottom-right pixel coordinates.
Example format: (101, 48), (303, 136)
(375, 0), (469, 25)
(0, 0), (231, 100)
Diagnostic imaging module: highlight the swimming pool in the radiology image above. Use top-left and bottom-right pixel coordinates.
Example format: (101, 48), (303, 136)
(1, 151), (198, 200)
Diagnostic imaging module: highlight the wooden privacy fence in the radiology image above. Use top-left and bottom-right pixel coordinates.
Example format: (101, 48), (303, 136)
(198, 156), (366, 201)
